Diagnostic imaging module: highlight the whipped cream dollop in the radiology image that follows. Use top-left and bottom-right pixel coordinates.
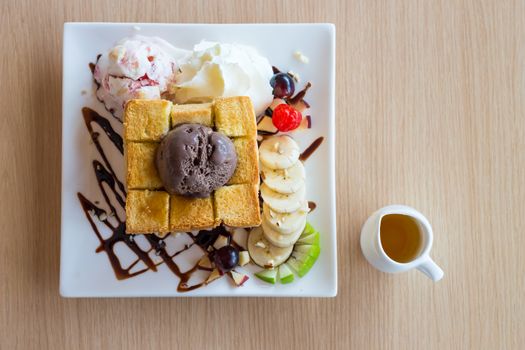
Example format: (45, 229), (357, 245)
(171, 41), (274, 116)
(93, 35), (189, 119)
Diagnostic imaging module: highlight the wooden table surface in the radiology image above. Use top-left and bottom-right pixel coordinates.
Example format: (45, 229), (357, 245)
(1, 0), (524, 349)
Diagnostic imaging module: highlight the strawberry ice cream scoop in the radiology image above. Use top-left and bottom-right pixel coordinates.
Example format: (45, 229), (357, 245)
(93, 35), (189, 120)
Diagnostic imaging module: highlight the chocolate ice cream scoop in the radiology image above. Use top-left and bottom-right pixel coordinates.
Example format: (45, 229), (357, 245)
(156, 124), (237, 197)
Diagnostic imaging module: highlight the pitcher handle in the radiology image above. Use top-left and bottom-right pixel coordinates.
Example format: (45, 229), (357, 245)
(417, 257), (444, 282)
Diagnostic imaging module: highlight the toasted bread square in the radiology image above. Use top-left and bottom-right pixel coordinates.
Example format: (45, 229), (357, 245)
(213, 97), (257, 137)
(214, 184), (261, 227)
(170, 195), (217, 231)
(126, 190), (170, 234)
(124, 99), (171, 141)
(125, 98), (261, 233)
(126, 142), (162, 189)
(171, 103), (213, 127)
(228, 138), (259, 185)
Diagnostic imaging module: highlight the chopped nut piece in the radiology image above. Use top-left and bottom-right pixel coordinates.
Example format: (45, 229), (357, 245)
(293, 51), (310, 64)
(287, 70), (300, 82)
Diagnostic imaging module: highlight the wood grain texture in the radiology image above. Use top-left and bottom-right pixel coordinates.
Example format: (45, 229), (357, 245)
(0, 0), (523, 349)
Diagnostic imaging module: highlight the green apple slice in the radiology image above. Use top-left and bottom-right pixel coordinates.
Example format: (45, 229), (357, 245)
(277, 223), (321, 279)
(278, 263), (295, 284)
(287, 255), (317, 277)
(291, 251), (317, 269)
(299, 222), (316, 239)
(296, 231), (320, 245)
(255, 269), (278, 284)
(293, 244), (320, 259)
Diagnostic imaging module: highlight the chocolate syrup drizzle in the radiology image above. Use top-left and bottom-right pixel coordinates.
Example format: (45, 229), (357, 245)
(288, 82), (312, 107)
(300, 137), (324, 162)
(77, 63), (323, 291)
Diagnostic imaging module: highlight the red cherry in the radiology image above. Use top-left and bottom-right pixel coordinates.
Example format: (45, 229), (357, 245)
(272, 104), (302, 132)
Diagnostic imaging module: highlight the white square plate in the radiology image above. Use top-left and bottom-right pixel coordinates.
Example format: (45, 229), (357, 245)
(60, 23), (336, 297)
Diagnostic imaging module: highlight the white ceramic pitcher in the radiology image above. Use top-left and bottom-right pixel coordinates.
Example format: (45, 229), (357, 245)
(360, 205), (444, 281)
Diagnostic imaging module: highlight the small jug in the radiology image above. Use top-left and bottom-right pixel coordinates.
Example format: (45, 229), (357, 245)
(360, 205), (444, 281)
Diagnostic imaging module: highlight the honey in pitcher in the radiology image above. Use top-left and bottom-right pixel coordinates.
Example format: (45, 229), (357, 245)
(380, 214), (423, 263)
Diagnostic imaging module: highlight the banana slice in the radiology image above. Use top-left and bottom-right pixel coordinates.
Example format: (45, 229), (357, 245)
(260, 182), (305, 213)
(262, 218), (306, 248)
(247, 227), (293, 268)
(261, 161), (305, 194)
(259, 135), (300, 170)
(263, 202), (309, 234)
